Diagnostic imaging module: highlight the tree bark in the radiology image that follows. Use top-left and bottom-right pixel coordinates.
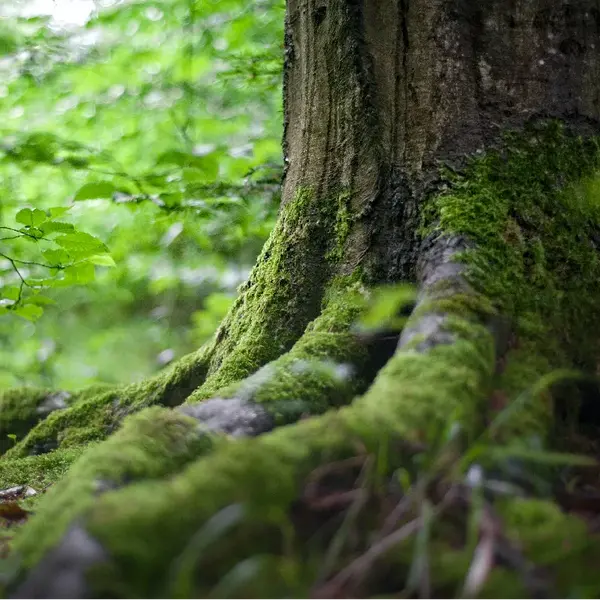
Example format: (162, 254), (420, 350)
(4, 1), (600, 597)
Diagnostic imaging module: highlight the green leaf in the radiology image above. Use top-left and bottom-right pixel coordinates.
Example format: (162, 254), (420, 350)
(13, 304), (44, 321)
(73, 181), (117, 201)
(20, 226), (45, 240)
(0, 32), (19, 56)
(27, 277), (60, 287)
(140, 173), (169, 189)
(156, 150), (189, 166)
(2, 286), (20, 301)
(160, 192), (183, 208)
(158, 151), (219, 180)
(191, 154), (219, 181)
(63, 156), (90, 169)
(485, 446), (598, 467)
(55, 232), (108, 258)
(16, 208), (47, 227)
(205, 196), (243, 207)
(24, 295), (55, 306)
(15, 133), (57, 163)
(182, 165), (219, 182)
(64, 262), (95, 284)
(39, 221), (75, 235)
(42, 248), (69, 265)
(182, 168), (205, 182)
(48, 206), (72, 219)
(358, 284), (417, 331)
(87, 254), (116, 267)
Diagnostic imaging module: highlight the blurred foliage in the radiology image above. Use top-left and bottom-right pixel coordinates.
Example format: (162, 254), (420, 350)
(357, 285), (417, 333)
(0, 0), (284, 389)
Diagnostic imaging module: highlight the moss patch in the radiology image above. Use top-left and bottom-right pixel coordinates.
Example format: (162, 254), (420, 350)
(489, 343), (554, 441)
(195, 188), (341, 399)
(423, 121), (600, 441)
(349, 315), (495, 446)
(498, 498), (600, 597)
(424, 121), (600, 370)
(188, 279), (370, 422)
(0, 388), (68, 455)
(5, 346), (211, 459)
(10, 122), (600, 597)
(0, 447), (82, 491)
(3, 184), (363, 462)
(196, 185), (364, 400)
(326, 191), (353, 262)
(12, 406), (214, 567)
(8, 313), (494, 597)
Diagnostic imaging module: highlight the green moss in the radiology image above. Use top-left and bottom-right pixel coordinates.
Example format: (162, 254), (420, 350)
(0, 449), (84, 556)
(497, 498), (600, 596)
(326, 191), (352, 262)
(195, 188), (355, 399)
(422, 532), (600, 600)
(7, 315), (494, 597)
(349, 315), (495, 446)
(2, 185), (360, 460)
(13, 306), (594, 597)
(422, 121), (600, 441)
(188, 279), (369, 421)
(0, 388), (65, 455)
(0, 447), (82, 490)
(424, 121), (600, 369)
(501, 498), (587, 563)
(381, 540), (527, 598)
(7, 212), (501, 596)
(13, 123), (600, 596)
(4, 390), (117, 459)
(490, 344), (554, 441)
(13, 406), (215, 567)
(5, 346), (211, 459)
(71, 383), (116, 404)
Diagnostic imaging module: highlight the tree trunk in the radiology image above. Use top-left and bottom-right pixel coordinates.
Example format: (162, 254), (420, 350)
(4, 1), (600, 597)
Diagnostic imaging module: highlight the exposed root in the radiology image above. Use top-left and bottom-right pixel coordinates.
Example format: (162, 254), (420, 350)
(178, 398), (275, 438)
(6, 124), (600, 597)
(4, 346), (212, 459)
(5, 233), (502, 597)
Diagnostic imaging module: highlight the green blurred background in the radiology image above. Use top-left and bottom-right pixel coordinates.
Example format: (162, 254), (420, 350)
(0, 0), (284, 389)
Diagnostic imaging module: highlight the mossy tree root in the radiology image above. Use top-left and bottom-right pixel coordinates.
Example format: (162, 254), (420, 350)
(8, 231), (561, 598)
(0, 388), (73, 456)
(8, 124), (600, 597)
(2, 181), (354, 461)
(3, 345), (212, 459)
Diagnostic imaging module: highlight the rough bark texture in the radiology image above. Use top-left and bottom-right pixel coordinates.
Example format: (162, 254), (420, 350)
(3, 1), (600, 598)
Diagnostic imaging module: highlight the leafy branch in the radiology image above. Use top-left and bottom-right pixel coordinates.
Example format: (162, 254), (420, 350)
(0, 206), (115, 321)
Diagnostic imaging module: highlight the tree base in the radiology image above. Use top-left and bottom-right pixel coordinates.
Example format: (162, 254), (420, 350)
(4, 122), (600, 597)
